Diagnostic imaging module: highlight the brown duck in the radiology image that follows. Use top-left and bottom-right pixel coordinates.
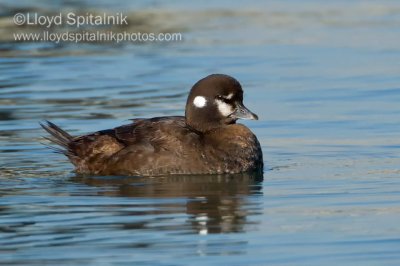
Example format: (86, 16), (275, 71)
(41, 74), (263, 176)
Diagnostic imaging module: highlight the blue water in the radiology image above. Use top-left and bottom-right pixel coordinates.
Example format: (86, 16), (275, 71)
(1, 1), (400, 265)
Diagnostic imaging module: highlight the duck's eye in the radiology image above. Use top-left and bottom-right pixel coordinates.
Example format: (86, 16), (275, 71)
(216, 95), (230, 103)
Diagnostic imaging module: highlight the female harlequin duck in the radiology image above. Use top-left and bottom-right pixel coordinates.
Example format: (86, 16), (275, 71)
(41, 74), (263, 176)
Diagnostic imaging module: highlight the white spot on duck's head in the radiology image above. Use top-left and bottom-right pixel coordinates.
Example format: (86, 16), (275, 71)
(193, 96), (207, 108)
(226, 93), (234, 100)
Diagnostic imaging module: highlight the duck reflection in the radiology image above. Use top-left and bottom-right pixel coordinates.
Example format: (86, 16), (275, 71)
(71, 172), (263, 234)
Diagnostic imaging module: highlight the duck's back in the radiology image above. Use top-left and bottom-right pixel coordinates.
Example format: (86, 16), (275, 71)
(65, 116), (203, 175)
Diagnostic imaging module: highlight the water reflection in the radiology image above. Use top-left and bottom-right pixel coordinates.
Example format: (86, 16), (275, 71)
(71, 172), (263, 234)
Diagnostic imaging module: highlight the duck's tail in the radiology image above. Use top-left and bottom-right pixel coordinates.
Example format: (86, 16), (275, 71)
(40, 120), (73, 156)
(40, 120), (127, 174)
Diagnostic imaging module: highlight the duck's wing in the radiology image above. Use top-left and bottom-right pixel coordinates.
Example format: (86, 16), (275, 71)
(102, 116), (205, 176)
(42, 116), (200, 175)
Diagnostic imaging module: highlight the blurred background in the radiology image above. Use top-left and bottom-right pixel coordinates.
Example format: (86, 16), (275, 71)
(1, 1), (400, 265)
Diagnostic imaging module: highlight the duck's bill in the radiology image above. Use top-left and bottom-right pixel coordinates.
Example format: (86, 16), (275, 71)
(230, 103), (258, 120)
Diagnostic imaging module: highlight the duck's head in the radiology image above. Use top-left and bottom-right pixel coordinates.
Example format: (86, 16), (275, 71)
(185, 74), (258, 133)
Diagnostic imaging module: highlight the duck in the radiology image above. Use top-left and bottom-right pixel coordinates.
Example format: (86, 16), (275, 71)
(41, 74), (263, 176)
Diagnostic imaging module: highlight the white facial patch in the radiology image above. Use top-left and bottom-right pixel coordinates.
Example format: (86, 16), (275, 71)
(226, 93), (234, 100)
(193, 96), (207, 108)
(215, 99), (233, 116)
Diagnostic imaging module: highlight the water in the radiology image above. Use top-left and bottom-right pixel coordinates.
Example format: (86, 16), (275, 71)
(1, 1), (400, 265)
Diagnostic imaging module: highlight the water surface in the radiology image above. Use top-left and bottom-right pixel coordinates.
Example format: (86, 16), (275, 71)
(1, 1), (400, 265)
